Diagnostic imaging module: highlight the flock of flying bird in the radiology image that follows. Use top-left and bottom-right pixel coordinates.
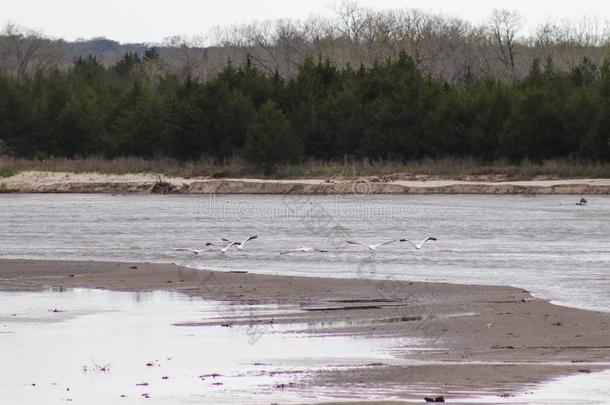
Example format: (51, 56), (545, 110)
(174, 235), (437, 255)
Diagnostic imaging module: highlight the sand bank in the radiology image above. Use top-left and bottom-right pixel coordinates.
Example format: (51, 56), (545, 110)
(2, 170), (610, 194)
(1, 259), (610, 402)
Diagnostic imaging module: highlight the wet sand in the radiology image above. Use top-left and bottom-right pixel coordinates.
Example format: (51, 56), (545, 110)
(2, 259), (610, 402)
(2, 170), (610, 194)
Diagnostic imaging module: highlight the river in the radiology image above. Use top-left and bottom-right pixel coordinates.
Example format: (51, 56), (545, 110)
(1, 193), (609, 312)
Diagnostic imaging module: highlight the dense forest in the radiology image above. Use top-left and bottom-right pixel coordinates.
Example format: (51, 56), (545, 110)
(1, 49), (610, 168)
(2, 3), (610, 169)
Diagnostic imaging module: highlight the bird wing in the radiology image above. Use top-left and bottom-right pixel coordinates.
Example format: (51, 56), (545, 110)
(242, 235), (258, 245)
(400, 239), (418, 248)
(423, 237), (437, 245)
(174, 248), (196, 252)
(205, 242), (219, 248)
(222, 238), (236, 244)
(347, 240), (368, 247)
(280, 249), (297, 255)
(314, 249), (328, 253)
(378, 240), (396, 247)
(224, 241), (238, 249)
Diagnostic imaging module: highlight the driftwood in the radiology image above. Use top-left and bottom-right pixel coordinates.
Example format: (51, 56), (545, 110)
(150, 176), (174, 194)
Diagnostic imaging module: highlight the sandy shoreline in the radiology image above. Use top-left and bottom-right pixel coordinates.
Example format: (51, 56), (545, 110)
(2, 259), (610, 402)
(2, 170), (610, 194)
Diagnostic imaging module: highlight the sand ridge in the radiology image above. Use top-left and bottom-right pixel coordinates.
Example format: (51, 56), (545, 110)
(1, 259), (610, 401)
(2, 170), (610, 194)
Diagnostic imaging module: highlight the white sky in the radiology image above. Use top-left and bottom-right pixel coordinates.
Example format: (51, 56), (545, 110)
(3, 0), (610, 43)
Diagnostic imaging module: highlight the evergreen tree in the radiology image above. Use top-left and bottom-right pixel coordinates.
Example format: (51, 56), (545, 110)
(245, 101), (302, 173)
(0, 50), (609, 164)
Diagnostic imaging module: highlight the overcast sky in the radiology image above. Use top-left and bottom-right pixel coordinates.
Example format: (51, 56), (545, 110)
(3, 0), (610, 43)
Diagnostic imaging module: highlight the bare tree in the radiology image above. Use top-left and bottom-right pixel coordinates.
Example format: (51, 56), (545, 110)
(6, 3), (610, 84)
(434, 17), (478, 81)
(162, 35), (208, 79)
(0, 22), (62, 78)
(334, 0), (368, 42)
(533, 17), (608, 71)
(568, 16), (603, 47)
(274, 19), (307, 75)
(487, 9), (524, 73)
(401, 9), (443, 68)
(370, 10), (402, 58)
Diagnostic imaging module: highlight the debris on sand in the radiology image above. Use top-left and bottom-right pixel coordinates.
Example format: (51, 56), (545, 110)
(424, 396), (445, 402)
(199, 373), (222, 379)
(82, 362), (110, 373)
(151, 176), (174, 194)
(275, 383), (296, 389)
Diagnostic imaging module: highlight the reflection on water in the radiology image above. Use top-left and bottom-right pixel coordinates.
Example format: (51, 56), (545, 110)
(1, 288), (610, 404)
(1, 194), (610, 312)
(0, 288), (408, 404)
(468, 370), (610, 405)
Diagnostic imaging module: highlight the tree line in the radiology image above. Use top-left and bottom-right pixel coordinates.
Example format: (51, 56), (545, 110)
(1, 50), (609, 168)
(4, 3), (610, 83)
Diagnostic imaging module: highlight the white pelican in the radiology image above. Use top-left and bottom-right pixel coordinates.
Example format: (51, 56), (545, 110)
(221, 235), (258, 250)
(206, 241), (237, 254)
(280, 247), (328, 255)
(346, 240), (396, 251)
(400, 237), (437, 250)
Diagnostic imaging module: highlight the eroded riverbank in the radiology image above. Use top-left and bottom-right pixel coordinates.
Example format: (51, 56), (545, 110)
(2, 171), (610, 194)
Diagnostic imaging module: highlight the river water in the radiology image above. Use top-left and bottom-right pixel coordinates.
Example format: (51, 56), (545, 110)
(1, 193), (609, 312)
(2, 193), (610, 403)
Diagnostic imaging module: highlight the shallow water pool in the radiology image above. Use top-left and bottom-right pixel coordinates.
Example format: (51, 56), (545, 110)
(0, 288), (414, 404)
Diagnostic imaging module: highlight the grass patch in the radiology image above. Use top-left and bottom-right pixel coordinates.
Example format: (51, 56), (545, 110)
(0, 155), (21, 178)
(0, 156), (609, 180)
(0, 166), (20, 178)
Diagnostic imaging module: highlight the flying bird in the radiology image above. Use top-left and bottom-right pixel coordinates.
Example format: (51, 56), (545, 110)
(346, 240), (396, 251)
(400, 237), (437, 250)
(221, 235), (258, 250)
(280, 247), (328, 255)
(206, 241), (238, 254)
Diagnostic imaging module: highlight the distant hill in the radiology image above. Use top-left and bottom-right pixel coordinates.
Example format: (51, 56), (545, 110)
(62, 38), (151, 64)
